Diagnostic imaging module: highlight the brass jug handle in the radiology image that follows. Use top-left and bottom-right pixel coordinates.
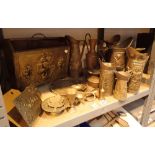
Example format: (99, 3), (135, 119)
(80, 33), (91, 60)
(32, 33), (47, 38)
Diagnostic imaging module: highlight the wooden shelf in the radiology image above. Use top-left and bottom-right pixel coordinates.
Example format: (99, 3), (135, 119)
(32, 83), (149, 127)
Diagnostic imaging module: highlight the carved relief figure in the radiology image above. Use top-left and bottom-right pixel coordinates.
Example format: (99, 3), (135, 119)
(110, 48), (125, 70)
(37, 52), (52, 80)
(23, 65), (32, 80)
(128, 62), (144, 93)
(57, 57), (64, 70)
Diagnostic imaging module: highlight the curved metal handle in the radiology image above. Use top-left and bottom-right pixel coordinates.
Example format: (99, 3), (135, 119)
(80, 33), (92, 60)
(32, 33), (46, 38)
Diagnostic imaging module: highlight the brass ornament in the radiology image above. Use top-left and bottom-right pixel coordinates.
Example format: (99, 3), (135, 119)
(113, 71), (130, 101)
(52, 87), (80, 107)
(99, 61), (115, 97)
(110, 48), (126, 71)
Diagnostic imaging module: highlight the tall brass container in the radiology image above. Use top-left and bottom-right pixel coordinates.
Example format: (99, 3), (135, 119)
(99, 61), (115, 97)
(110, 48), (126, 71)
(126, 47), (149, 94)
(86, 39), (98, 70)
(127, 59), (147, 94)
(113, 71), (130, 101)
(69, 37), (82, 78)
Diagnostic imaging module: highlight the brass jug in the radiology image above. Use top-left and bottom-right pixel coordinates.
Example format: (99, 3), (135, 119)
(99, 60), (115, 97)
(68, 36), (82, 79)
(86, 39), (98, 70)
(113, 71), (130, 101)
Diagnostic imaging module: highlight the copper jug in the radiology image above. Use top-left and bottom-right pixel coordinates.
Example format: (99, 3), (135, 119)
(86, 39), (98, 70)
(68, 36), (82, 79)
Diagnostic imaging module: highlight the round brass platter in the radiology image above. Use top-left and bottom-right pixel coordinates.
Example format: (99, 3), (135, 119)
(41, 94), (69, 114)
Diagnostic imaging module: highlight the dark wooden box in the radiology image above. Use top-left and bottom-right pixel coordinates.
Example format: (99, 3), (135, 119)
(4, 35), (71, 90)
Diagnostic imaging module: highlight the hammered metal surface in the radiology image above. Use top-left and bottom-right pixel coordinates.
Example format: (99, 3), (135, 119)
(13, 47), (70, 90)
(14, 85), (42, 126)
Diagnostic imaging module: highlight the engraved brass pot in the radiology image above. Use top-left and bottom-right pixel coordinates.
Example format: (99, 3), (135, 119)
(110, 48), (126, 71)
(99, 61), (115, 98)
(113, 71), (130, 101)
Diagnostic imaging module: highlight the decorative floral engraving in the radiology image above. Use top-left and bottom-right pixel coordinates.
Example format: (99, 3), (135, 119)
(37, 52), (52, 80)
(23, 65), (32, 80)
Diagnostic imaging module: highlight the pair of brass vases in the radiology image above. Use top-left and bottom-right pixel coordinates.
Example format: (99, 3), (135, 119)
(99, 60), (130, 101)
(99, 47), (149, 101)
(69, 36), (98, 79)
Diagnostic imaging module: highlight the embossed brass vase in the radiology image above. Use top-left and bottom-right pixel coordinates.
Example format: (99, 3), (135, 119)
(126, 47), (149, 70)
(99, 60), (115, 98)
(127, 59), (147, 94)
(126, 47), (149, 94)
(113, 71), (130, 101)
(110, 48), (126, 71)
(86, 39), (98, 70)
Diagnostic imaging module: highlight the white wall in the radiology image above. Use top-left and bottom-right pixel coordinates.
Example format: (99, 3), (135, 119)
(2, 28), (97, 40)
(3, 28), (150, 42)
(104, 28), (150, 42)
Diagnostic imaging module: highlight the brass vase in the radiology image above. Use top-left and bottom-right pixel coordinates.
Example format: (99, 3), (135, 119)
(110, 48), (126, 71)
(113, 71), (130, 101)
(86, 39), (98, 70)
(69, 37), (82, 78)
(127, 59), (148, 94)
(126, 47), (149, 94)
(99, 60), (115, 98)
